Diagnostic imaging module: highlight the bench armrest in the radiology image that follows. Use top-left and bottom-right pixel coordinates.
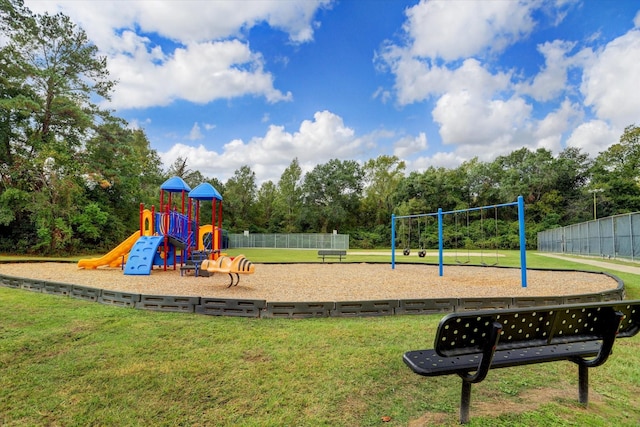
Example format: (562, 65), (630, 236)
(457, 321), (502, 384)
(575, 309), (624, 368)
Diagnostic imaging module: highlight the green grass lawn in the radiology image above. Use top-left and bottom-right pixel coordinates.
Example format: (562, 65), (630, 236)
(2, 251), (640, 426)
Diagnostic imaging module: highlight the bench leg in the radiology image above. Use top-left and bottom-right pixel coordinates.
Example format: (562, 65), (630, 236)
(460, 380), (472, 424)
(578, 364), (589, 405)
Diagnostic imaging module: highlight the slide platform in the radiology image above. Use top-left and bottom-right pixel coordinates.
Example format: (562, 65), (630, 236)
(124, 236), (165, 276)
(77, 232), (140, 269)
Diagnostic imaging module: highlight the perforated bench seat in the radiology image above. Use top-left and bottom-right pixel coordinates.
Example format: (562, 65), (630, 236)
(404, 341), (601, 377)
(403, 300), (640, 424)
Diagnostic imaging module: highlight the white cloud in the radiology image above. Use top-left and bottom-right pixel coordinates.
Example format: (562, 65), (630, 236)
(518, 40), (577, 102)
(581, 27), (640, 128)
(408, 98), (585, 171)
(24, 0), (326, 109)
(404, 0), (536, 61)
(135, 0), (330, 44)
(22, 0), (638, 181)
(378, 53), (512, 106)
(25, 0), (332, 45)
(565, 120), (619, 156)
(126, 117), (151, 130)
(409, 151), (467, 173)
(393, 133), (428, 158)
(160, 110), (366, 184)
(189, 123), (203, 141)
(540, 101), (584, 151)
(107, 39), (292, 109)
(374, 0), (638, 169)
(372, 86), (392, 104)
(432, 91), (532, 147)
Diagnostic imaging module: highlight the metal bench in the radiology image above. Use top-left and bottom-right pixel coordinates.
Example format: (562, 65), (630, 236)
(317, 249), (347, 262)
(403, 300), (640, 424)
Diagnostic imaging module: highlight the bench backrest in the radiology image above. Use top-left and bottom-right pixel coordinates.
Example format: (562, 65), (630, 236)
(318, 250), (346, 255)
(435, 300), (640, 357)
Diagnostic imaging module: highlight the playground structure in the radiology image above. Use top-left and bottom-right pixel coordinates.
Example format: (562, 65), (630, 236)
(391, 196), (528, 287)
(77, 176), (253, 277)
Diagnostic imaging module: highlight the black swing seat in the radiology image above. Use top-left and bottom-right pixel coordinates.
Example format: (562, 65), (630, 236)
(403, 300), (640, 424)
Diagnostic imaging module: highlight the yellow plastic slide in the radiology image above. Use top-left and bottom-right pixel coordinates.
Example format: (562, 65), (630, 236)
(77, 232), (141, 269)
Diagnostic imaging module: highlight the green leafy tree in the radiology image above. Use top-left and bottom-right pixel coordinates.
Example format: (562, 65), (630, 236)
(0, 0), (116, 253)
(301, 159), (364, 233)
(590, 125), (640, 216)
(274, 158), (303, 232)
(492, 148), (556, 205)
(255, 180), (278, 232)
(551, 147), (592, 223)
(2, 0), (113, 156)
(362, 155), (405, 225)
(81, 121), (163, 247)
(74, 202), (109, 242)
(166, 157), (205, 190)
(455, 157), (499, 207)
(490, 147), (591, 224)
(224, 165), (257, 232)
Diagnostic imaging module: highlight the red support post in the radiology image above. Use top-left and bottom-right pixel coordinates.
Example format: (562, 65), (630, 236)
(163, 204), (169, 271)
(212, 200), (216, 257)
(218, 201), (223, 254)
(151, 205), (155, 235)
(139, 203), (144, 236)
(187, 198), (192, 262)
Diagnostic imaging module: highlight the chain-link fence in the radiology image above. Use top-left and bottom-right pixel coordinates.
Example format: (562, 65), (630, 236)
(227, 233), (349, 249)
(537, 212), (640, 261)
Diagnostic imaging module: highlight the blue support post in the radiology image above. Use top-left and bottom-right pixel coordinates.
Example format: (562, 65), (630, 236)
(391, 214), (396, 270)
(518, 195), (527, 288)
(438, 208), (444, 277)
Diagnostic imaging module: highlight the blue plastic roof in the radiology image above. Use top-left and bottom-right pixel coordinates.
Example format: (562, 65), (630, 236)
(160, 176), (191, 192)
(189, 182), (223, 201)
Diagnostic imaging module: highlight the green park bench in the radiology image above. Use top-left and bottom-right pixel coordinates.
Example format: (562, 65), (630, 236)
(317, 249), (347, 263)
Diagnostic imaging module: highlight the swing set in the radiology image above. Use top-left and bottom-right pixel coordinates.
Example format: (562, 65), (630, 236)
(391, 196), (528, 288)
(399, 215), (434, 258)
(479, 206), (499, 266)
(454, 211), (470, 264)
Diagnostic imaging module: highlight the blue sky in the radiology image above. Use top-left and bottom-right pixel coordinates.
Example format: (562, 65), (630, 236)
(25, 0), (640, 184)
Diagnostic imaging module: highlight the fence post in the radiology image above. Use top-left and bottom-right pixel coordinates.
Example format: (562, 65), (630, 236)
(611, 218), (618, 259)
(631, 214), (636, 262)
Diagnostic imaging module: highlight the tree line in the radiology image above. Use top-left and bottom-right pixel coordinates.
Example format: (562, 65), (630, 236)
(2, 0), (640, 255)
